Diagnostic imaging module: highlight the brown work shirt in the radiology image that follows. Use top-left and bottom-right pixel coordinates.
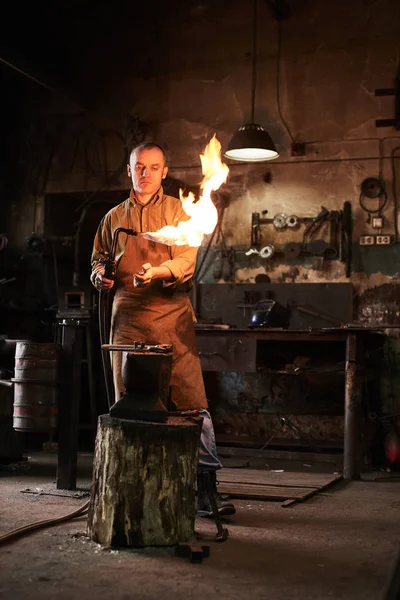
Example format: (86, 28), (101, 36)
(91, 187), (198, 290)
(90, 187), (208, 410)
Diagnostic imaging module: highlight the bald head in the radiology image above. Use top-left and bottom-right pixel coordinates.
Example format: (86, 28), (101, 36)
(127, 144), (168, 203)
(129, 143), (167, 166)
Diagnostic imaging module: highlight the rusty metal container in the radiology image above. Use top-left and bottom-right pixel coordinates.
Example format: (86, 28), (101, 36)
(12, 342), (60, 432)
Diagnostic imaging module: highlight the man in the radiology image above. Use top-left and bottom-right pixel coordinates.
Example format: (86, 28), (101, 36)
(90, 142), (235, 518)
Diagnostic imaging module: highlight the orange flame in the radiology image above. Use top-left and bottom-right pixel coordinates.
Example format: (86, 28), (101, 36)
(142, 134), (229, 247)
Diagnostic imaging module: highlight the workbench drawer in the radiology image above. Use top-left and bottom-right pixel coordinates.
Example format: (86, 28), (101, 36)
(196, 336), (256, 372)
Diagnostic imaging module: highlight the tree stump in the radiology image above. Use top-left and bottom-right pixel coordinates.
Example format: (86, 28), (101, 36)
(87, 414), (202, 547)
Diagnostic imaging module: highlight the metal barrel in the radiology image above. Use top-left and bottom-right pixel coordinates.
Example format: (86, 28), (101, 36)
(12, 342), (61, 432)
(0, 384), (22, 459)
(0, 338), (26, 370)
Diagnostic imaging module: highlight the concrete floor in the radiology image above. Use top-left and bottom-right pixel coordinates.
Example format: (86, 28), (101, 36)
(0, 452), (399, 600)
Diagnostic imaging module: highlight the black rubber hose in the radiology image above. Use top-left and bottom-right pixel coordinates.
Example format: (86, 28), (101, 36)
(99, 289), (114, 409)
(97, 228), (136, 408)
(0, 501), (90, 547)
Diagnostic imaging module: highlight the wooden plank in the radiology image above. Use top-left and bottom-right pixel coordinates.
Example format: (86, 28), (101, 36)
(219, 483), (317, 494)
(221, 481), (325, 490)
(218, 468), (338, 486)
(216, 469), (343, 504)
(280, 475), (343, 507)
(218, 474), (337, 486)
(218, 483), (316, 500)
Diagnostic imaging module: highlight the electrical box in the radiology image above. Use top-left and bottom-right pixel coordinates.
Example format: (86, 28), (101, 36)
(376, 235), (391, 245)
(372, 217), (384, 229)
(359, 236), (375, 246)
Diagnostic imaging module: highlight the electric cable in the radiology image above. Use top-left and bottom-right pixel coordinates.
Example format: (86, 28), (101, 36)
(227, 428), (280, 468)
(74, 139), (127, 215)
(250, 0), (258, 123)
(216, 219), (235, 281)
(73, 204), (89, 287)
(95, 227), (136, 409)
(276, 20), (295, 143)
(0, 500), (89, 547)
(379, 137), (400, 181)
(194, 226), (219, 283)
(195, 207), (226, 282)
(358, 189), (388, 216)
(84, 130), (127, 180)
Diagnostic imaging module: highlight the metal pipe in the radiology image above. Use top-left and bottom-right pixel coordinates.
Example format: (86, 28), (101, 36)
(343, 334), (362, 480)
(0, 379), (13, 388)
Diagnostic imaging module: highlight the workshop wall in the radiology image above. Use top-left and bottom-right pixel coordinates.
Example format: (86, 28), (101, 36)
(2, 0), (400, 450)
(10, 0), (398, 310)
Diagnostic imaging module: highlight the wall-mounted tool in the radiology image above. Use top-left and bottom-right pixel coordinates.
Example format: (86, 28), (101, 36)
(286, 215), (299, 228)
(357, 177), (394, 248)
(359, 177), (388, 226)
(245, 247), (260, 256)
(302, 206), (329, 242)
(272, 213), (288, 230)
(250, 205), (330, 249)
(283, 242), (301, 259)
(287, 299), (344, 327)
(248, 203), (352, 276)
(259, 244), (275, 259)
(340, 201), (352, 278)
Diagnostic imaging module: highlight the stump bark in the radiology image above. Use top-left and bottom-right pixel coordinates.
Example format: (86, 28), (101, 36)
(87, 414), (202, 547)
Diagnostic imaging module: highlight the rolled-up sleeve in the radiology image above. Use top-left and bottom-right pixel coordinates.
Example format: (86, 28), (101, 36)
(161, 244), (199, 286)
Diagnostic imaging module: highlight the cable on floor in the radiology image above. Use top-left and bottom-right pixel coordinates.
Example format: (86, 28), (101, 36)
(0, 500), (90, 547)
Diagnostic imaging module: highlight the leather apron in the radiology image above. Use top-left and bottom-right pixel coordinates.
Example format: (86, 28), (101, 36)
(111, 228), (208, 410)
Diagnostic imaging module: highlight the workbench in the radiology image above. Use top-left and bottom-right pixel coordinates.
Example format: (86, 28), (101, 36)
(195, 326), (385, 481)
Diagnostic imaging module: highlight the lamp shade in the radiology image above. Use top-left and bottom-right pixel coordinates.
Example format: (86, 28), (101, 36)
(224, 123), (279, 162)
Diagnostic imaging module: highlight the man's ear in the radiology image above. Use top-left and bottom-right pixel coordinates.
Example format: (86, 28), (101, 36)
(162, 166), (168, 180)
(127, 164), (131, 177)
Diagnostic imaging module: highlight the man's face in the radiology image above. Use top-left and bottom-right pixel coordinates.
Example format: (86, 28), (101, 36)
(127, 147), (168, 197)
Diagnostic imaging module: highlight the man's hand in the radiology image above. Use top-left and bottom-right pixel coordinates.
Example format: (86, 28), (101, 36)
(133, 263), (174, 287)
(133, 263), (153, 287)
(94, 268), (114, 291)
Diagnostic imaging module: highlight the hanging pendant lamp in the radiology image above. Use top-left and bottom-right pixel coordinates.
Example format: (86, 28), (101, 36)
(224, 0), (279, 163)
